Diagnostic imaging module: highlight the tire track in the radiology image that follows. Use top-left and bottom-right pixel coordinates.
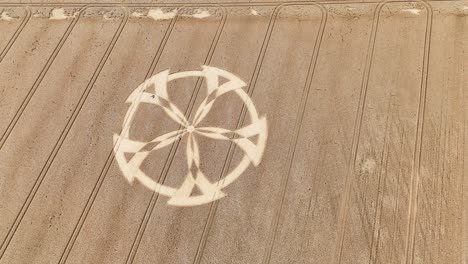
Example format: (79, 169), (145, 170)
(260, 3), (328, 264)
(368, 97), (393, 263)
(58, 9), (178, 263)
(334, 2), (382, 263)
(120, 7), (227, 264)
(0, 7), (128, 259)
(191, 5), (281, 263)
(333, 2), (433, 263)
(0, 6), (31, 63)
(404, 1), (433, 263)
(0, 6), (85, 149)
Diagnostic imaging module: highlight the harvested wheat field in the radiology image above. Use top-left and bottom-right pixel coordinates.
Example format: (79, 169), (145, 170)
(0, 1), (467, 263)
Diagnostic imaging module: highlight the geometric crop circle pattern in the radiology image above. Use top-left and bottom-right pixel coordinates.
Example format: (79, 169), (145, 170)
(113, 66), (267, 206)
